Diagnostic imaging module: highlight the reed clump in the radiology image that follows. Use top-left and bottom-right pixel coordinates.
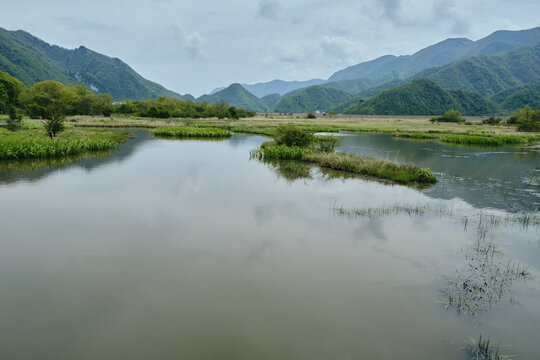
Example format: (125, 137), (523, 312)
(303, 152), (437, 184)
(152, 126), (232, 138)
(251, 124), (437, 184)
(439, 134), (536, 146)
(0, 137), (120, 160)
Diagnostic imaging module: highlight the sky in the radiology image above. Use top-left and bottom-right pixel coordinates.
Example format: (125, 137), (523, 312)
(1, 0), (539, 96)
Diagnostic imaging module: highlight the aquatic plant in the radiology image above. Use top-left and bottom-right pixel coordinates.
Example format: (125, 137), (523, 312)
(438, 134), (537, 146)
(333, 202), (537, 315)
(464, 335), (514, 360)
(152, 126), (232, 138)
(303, 152), (437, 184)
(250, 144), (313, 160)
(0, 137), (121, 160)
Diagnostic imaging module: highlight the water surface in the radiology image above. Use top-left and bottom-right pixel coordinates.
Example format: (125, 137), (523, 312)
(0, 131), (538, 359)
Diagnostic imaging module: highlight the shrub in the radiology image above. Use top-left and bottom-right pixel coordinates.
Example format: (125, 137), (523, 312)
(430, 110), (464, 123)
(482, 116), (502, 125)
(43, 117), (65, 138)
(306, 112), (317, 119)
(274, 124), (315, 147)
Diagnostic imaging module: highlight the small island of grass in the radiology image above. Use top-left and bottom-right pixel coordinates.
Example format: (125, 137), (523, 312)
(251, 124), (437, 185)
(0, 126), (131, 160)
(152, 126), (232, 138)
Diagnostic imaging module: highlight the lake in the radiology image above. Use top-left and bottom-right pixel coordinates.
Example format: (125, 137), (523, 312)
(0, 131), (538, 359)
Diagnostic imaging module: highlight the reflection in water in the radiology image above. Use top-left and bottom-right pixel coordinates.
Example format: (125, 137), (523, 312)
(0, 131), (539, 359)
(0, 130), (153, 186)
(334, 202), (538, 316)
(338, 133), (540, 212)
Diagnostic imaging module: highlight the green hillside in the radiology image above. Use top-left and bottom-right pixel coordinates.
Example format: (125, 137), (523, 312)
(274, 86), (353, 113)
(198, 83), (268, 112)
(343, 79), (500, 116)
(261, 93), (281, 111)
(413, 45), (540, 96)
(329, 27), (540, 81)
(491, 82), (540, 112)
(0, 27), (190, 100)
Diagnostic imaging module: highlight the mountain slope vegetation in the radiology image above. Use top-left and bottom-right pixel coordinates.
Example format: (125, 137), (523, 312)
(329, 27), (540, 81)
(274, 85), (353, 113)
(412, 45), (540, 96)
(342, 79), (500, 116)
(491, 82), (540, 112)
(198, 83), (269, 112)
(0, 27), (189, 100)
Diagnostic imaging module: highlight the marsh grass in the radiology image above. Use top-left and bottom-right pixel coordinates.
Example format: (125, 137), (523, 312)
(152, 126), (232, 138)
(464, 335), (514, 360)
(333, 202), (537, 315)
(0, 129), (130, 160)
(303, 152), (437, 184)
(0, 138), (121, 160)
(393, 132), (540, 147)
(0, 150), (114, 172)
(250, 144), (313, 160)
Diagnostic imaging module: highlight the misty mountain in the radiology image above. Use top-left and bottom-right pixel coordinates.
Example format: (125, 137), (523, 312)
(328, 27), (540, 82)
(274, 85), (353, 113)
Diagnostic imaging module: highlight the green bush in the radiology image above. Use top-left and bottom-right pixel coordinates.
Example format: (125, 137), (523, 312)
(482, 116), (502, 125)
(430, 110), (464, 123)
(514, 106), (540, 132)
(274, 124), (315, 147)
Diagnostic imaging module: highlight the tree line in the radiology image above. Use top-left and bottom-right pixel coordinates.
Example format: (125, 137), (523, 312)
(1, 71), (255, 136)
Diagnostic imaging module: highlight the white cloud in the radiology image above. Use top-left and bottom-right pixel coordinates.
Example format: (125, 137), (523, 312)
(257, 0), (282, 20)
(171, 25), (208, 60)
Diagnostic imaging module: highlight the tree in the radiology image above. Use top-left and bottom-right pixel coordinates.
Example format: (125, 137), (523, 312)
(274, 124), (314, 147)
(6, 105), (22, 131)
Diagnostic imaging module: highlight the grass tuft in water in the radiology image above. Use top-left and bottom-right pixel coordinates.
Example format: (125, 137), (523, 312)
(464, 335), (514, 360)
(153, 126), (232, 138)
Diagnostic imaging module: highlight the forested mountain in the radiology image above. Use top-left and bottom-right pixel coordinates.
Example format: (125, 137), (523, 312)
(261, 93), (282, 111)
(411, 45), (540, 96)
(274, 85), (353, 113)
(342, 79), (500, 116)
(198, 83), (269, 112)
(328, 27), (540, 82)
(491, 82), (540, 112)
(0, 27), (190, 100)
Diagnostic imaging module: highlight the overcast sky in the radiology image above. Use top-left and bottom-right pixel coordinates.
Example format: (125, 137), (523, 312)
(1, 0), (539, 96)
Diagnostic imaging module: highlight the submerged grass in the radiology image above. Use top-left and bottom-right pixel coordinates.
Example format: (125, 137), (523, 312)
(152, 126), (232, 138)
(333, 202), (537, 316)
(465, 335), (514, 360)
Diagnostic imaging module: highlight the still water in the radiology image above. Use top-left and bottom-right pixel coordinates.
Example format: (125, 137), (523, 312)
(0, 131), (538, 359)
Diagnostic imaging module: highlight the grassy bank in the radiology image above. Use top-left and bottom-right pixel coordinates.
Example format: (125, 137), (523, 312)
(0, 128), (130, 160)
(252, 144), (436, 184)
(152, 126), (232, 138)
(393, 131), (540, 146)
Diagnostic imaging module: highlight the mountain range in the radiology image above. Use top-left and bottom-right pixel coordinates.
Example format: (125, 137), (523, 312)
(2, 25), (540, 116)
(213, 27), (540, 98)
(0, 27), (192, 100)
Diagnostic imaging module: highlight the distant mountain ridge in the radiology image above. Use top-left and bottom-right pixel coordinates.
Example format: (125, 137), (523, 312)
(0, 27), (192, 100)
(198, 83), (269, 112)
(328, 27), (540, 82)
